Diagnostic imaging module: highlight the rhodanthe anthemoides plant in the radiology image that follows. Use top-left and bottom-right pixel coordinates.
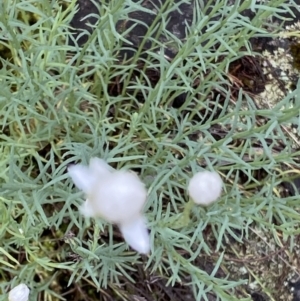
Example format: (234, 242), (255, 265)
(8, 284), (30, 301)
(68, 158), (150, 254)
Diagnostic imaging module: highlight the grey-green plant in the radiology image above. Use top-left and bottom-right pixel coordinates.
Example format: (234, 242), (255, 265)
(1, 0), (300, 300)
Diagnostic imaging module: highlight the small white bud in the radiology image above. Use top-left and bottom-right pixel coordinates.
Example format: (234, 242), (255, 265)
(68, 164), (94, 193)
(188, 171), (223, 206)
(8, 284), (30, 301)
(68, 158), (113, 193)
(119, 215), (150, 254)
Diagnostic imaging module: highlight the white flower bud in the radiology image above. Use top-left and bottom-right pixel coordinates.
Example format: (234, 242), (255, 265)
(119, 215), (150, 254)
(8, 283), (30, 301)
(188, 171), (223, 206)
(68, 158), (147, 224)
(68, 158), (113, 193)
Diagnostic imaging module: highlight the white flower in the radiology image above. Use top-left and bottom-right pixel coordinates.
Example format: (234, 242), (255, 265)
(8, 283), (30, 301)
(188, 171), (223, 206)
(119, 215), (150, 254)
(68, 158), (147, 224)
(68, 157), (150, 253)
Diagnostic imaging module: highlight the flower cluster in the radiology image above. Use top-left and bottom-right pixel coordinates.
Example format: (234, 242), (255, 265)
(69, 158), (223, 254)
(68, 158), (149, 254)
